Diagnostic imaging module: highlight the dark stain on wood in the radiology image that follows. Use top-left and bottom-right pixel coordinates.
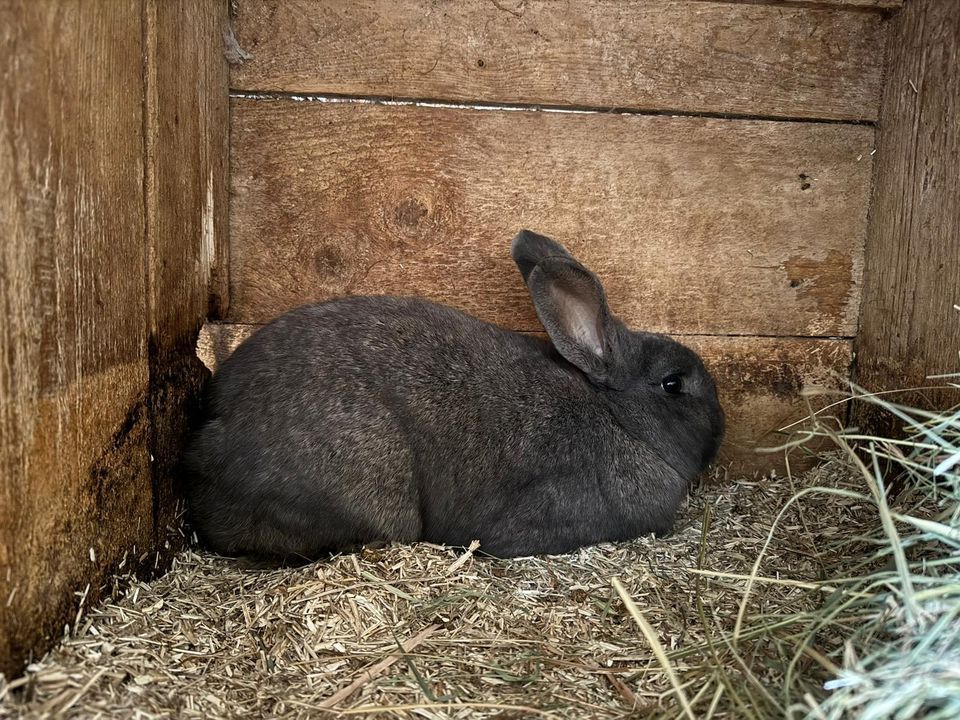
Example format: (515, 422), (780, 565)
(689, 336), (853, 468)
(784, 249), (854, 323)
(88, 396), (150, 525)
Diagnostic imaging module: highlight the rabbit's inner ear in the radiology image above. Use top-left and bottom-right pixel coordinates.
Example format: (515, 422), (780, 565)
(550, 283), (605, 358)
(528, 259), (616, 382)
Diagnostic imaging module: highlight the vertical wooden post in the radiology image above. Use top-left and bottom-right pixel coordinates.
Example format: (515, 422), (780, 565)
(144, 0), (229, 551)
(0, 0), (153, 677)
(0, 0), (228, 679)
(854, 0), (960, 427)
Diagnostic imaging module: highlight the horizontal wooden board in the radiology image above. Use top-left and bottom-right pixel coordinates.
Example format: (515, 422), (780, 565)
(717, 0), (901, 6)
(230, 100), (873, 336)
(230, 0), (888, 121)
(198, 322), (852, 475)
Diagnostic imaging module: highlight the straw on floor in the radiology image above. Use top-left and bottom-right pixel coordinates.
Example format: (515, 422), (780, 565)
(0, 456), (872, 720)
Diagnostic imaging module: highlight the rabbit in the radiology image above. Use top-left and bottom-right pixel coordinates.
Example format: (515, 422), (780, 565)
(183, 230), (724, 563)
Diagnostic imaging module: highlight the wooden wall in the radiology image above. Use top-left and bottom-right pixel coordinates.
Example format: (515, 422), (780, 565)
(217, 0), (897, 471)
(0, 1), (227, 678)
(855, 0), (960, 428)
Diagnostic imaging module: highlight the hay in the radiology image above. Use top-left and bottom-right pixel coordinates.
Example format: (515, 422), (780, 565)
(0, 459), (872, 720)
(792, 386), (960, 720)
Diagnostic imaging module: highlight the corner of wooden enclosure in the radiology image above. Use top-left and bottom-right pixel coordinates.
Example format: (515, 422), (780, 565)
(853, 0), (960, 433)
(8, 0), (958, 681)
(0, 0), (228, 679)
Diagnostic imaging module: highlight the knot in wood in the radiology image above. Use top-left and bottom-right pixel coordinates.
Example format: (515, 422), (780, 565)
(395, 197), (429, 229)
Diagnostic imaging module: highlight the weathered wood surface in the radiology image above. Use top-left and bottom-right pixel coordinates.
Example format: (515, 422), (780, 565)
(855, 0), (960, 424)
(0, 0), (228, 679)
(230, 100), (873, 336)
(719, 0), (901, 6)
(199, 322), (852, 474)
(230, 0), (888, 121)
(146, 0), (229, 541)
(0, 0), (152, 678)
(198, 322), (255, 374)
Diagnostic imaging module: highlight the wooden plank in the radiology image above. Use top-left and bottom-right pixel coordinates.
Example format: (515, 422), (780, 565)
(149, 0), (230, 335)
(0, 0), (152, 678)
(198, 322), (254, 374)
(229, 100), (873, 336)
(685, 336), (852, 473)
(707, 0), (901, 7)
(198, 323), (852, 475)
(854, 0), (960, 427)
(230, 0), (888, 121)
(146, 0), (229, 544)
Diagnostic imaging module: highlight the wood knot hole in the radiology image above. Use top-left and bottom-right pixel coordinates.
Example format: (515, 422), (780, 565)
(395, 197), (429, 228)
(315, 245), (346, 275)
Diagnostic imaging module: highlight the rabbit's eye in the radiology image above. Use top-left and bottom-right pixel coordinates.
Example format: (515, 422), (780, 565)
(661, 374), (683, 394)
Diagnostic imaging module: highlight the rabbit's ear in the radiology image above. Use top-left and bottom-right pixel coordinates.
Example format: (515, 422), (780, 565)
(511, 230), (575, 284)
(526, 256), (621, 384)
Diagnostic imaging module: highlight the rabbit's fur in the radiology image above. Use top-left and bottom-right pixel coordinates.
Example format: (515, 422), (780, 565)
(184, 231), (724, 562)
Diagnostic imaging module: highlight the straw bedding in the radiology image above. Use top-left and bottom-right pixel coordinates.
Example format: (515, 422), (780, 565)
(0, 459), (869, 719)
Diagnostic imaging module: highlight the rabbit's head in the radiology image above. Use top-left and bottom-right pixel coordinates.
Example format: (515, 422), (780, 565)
(513, 230), (725, 479)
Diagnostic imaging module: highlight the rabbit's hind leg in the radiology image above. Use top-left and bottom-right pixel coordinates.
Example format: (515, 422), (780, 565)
(257, 406), (422, 559)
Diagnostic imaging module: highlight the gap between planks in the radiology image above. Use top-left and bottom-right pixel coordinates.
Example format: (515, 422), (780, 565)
(228, 91), (878, 127)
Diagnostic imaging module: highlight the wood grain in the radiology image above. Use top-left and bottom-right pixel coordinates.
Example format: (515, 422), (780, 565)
(229, 100), (873, 336)
(854, 0), (960, 427)
(0, 0), (152, 678)
(146, 0), (229, 543)
(230, 0), (888, 121)
(707, 0), (901, 7)
(198, 322), (852, 474)
(0, 0), (229, 678)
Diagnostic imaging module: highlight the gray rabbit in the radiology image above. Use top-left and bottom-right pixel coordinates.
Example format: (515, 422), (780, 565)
(184, 231), (724, 562)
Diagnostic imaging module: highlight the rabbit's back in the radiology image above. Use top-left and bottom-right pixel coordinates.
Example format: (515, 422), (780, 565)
(186, 296), (613, 559)
(206, 296), (565, 432)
